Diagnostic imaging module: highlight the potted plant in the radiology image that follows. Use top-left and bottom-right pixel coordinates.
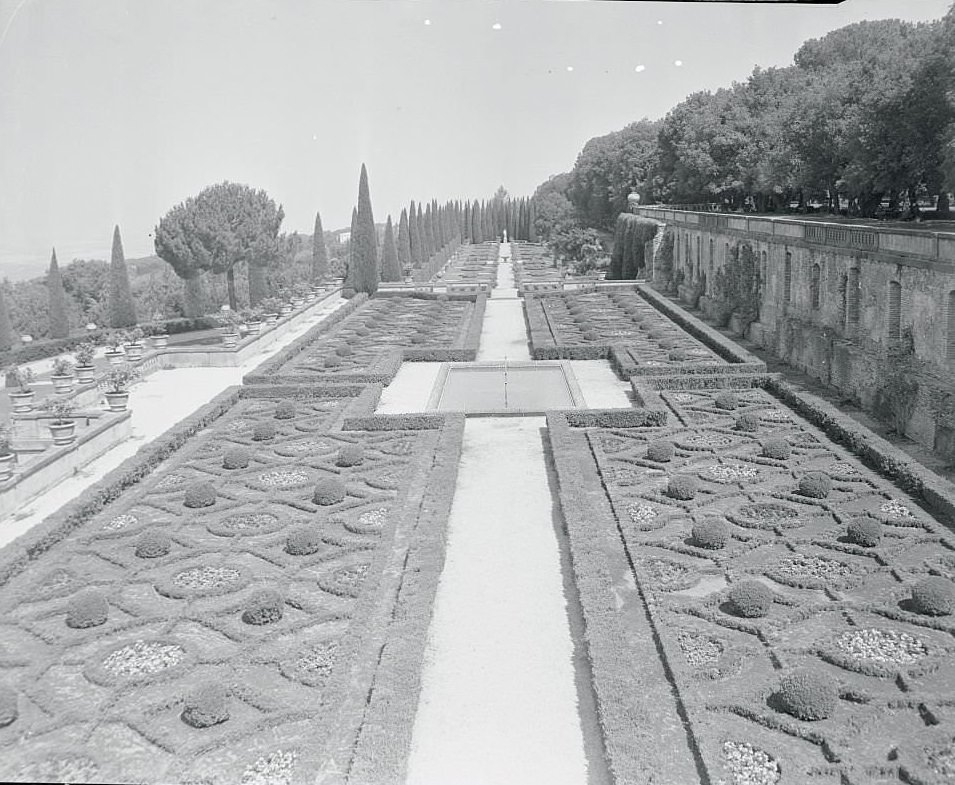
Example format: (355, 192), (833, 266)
(242, 307), (264, 336)
(42, 398), (76, 445)
(50, 356), (75, 394)
(6, 365), (35, 413)
(150, 325), (170, 349)
(105, 335), (126, 365)
(103, 364), (138, 412)
(74, 342), (97, 384)
(216, 310), (242, 348)
(290, 283), (309, 308)
(260, 297), (282, 326)
(0, 423), (15, 482)
(123, 327), (146, 361)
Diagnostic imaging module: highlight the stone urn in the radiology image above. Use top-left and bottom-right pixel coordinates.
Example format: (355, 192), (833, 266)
(48, 420), (76, 446)
(75, 365), (97, 385)
(8, 389), (35, 414)
(105, 349), (125, 366)
(152, 333), (169, 349)
(124, 343), (144, 362)
(104, 391), (129, 412)
(50, 374), (75, 395)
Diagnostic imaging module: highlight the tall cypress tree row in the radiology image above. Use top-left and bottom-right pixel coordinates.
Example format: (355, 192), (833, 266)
(408, 202), (422, 268)
(397, 208), (412, 275)
(416, 203), (427, 264)
(423, 204), (434, 261)
(312, 211), (329, 281)
(528, 200), (538, 242)
(345, 207), (359, 292)
(463, 201), (471, 241)
(471, 200), (482, 243)
(0, 285), (14, 350)
(353, 164), (378, 295)
(108, 225), (138, 328)
(381, 215), (401, 282)
(47, 248), (69, 338)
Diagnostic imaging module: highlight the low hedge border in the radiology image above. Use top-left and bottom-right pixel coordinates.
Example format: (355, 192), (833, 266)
(632, 373), (774, 393)
(342, 413), (466, 783)
(766, 377), (955, 525)
(564, 409), (668, 428)
(531, 345), (610, 361)
(373, 291), (479, 302)
(401, 348), (477, 363)
(523, 295), (558, 352)
(627, 362), (767, 379)
(545, 412), (709, 784)
(636, 284), (765, 368)
(461, 293), (487, 353)
(238, 383), (367, 400)
(342, 414), (447, 431)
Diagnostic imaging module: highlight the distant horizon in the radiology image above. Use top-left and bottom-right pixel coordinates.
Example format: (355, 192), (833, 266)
(1, 0), (950, 274)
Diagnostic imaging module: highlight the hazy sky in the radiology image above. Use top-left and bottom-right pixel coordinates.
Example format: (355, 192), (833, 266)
(0, 0), (950, 271)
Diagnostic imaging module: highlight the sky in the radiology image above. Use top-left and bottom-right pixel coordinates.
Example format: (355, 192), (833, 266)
(0, 0), (951, 275)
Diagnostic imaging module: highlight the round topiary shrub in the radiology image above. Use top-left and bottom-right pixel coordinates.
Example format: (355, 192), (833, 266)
(714, 391), (739, 411)
(582, 330), (600, 342)
(735, 414), (759, 433)
(66, 588), (108, 629)
(334, 343), (353, 357)
(274, 400), (296, 420)
(692, 519), (729, 550)
(355, 326), (370, 337)
(242, 588), (284, 625)
(184, 482), (216, 508)
(761, 438), (791, 460)
(324, 354), (342, 368)
(910, 576), (955, 617)
(222, 447), (250, 470)
(667, 475), (697, 501)
(181, 684), (230, 728)
(335, 444), (364, 467)
(727, 580), (774, 618)
(668, 349), (688, 362)
(410, 333), (426, 344)
(798, 471), (832, 499)
(846, 518), (881, 548)
(135, 530), (172, 559)
(285, 525), (324, 556)
(775, 669), (838, 721)
(313, 477), (346, 506)
(647, 440), (675, 463)
(252, 422), (276, 442)
(0, 685), (17, 728)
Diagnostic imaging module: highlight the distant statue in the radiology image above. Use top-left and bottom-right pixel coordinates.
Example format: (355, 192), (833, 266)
(627, 191), (641, 212)
(502, 229), (508, 242)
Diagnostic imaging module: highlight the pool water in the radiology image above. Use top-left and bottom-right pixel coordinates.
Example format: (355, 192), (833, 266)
(435, 364), (577, 413)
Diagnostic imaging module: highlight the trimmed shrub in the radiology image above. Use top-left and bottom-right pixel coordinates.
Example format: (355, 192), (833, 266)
(410, 333), (426, 344)
(252, 422), (275, 442)
(335, 444), (364, 467)
(910, 576), (955, 617)
(286, 525), (323, 556)
(761, 438), (791, 460)
(735, 414), (759, 432)
(798, 471), (832, 499)
(334, 343), (353, 357)
(728, 580), (773, 618)
(181, 684), (230, 728)
(846, 518), (881, 547)
(313, 477), (346, 506)
(714, 391), (739, 411)
(184, 482), (216, 508)
(582, 330), (600, 342)
(324, 354), (343, 368)
(135, 531), (172, 559)
(647, 440), (675, 462)
(692, 518), (729, 549)
(242, 588), (284, 625)
(66, 588), (108, 629)
(355, 327), (370, 337)
(667, 475), (697, 501)
(0, 686), (17, 727)
(274, 400), (296, 420)
(668, 349), (688, 362)
(223, 447), (250, 470)
(775, 669), (838, 721)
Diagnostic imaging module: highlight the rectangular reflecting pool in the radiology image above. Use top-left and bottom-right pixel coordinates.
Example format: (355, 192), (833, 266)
(429, 362), (584, 415)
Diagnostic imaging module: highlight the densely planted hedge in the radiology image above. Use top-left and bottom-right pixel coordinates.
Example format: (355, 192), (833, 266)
(564, 409), (667, 428)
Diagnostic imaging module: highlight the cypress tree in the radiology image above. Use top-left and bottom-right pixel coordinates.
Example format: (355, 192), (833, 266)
(463, 201), (471, 241)
(47, 248), (69, 338)
(345, 207), (359, 292)
(312, 211), (329, 281)
(108, 225), (137, 328)
(621, 219), (637, 280)
(416, 203), (427, 264)
(608, 217), (625, 280)
(353, 164), (378, 295)
(409, 202), (422, 267)
(423, 204), (434, 261)
(0, 283), (14, 350)
(381, 216), (401, 282)
(528, 201), (538, 242)
(397, 209), (412, 275)
(471, 200), (482, 243)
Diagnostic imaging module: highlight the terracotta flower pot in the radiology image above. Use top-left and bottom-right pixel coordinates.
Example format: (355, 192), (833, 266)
(0, 452), (14, 482)
(51, 374), (74, 395)
(76, 365), (96, 384)
(152, 334), (169, 349)
(280, 304), (293, 316)
(104, 391), (129, 412)
(246, 320), (262, 336)
(264, 314), (279, 326)
(105, 350), (125, 366)
(48, 420), (76, 446)
(124, 344), (144, 362)
(222, 332), (239, 348)
(8, 389), (34, 414)
(291, 297), (304, 308)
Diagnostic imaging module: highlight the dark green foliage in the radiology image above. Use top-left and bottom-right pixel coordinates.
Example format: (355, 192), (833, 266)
(353, 164), (378, 294)
(108, 226), (137, 328)
(798, 471), (832, 499)
(223, 446), (250, 469)
(397, 209), (412, 273)
(582, 330), (599, 342)
(135, 530), (172, 558)
(846, 518), (882, 547)
(324, 354), (342, 368)
(668, 349), (688, 362)
(647, 440), (675, 462)
(380, 216), (402, 282)
(0, 285), (16, 351)
(345, 207), (359, 291)
(714, 391), (739, 411)
(312, 211), (329, 282)
(335, 444), (364, 467)
(313, 477), (346, 505)
(252, 421), (275, 441)
(286, 525), (324, 555)
(274, 400), (296, 419)
(911, 576), (955, 616)
(409, 202), (423, 267)
(184, 482), (217, 508)
(727, 580), (773, 617)
(692, 518), (729, 549)
(241, 587), (284, 625)
(181, 684), (230, 728)
(0, 686), (17, 727)
(66, 588), (108, 629)
(735, 414), (759, 432)
(775, 669), (838, 721)
(714, 242), (760, 329)
(761, 438), (791, 460)
(47, 249), (70, 339)
(667, 475), (697, 500)
(334, 343), (353, 357)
